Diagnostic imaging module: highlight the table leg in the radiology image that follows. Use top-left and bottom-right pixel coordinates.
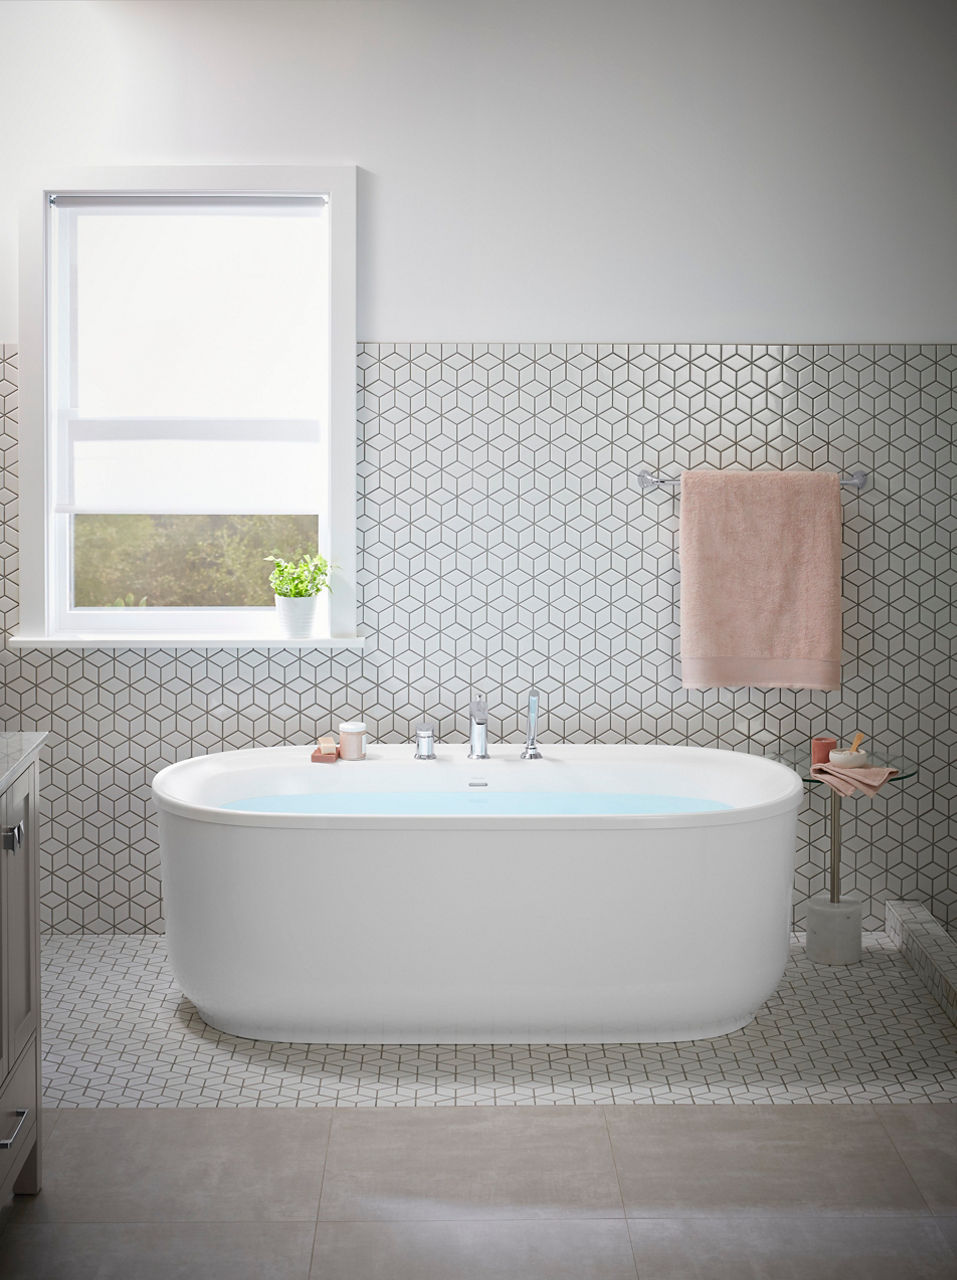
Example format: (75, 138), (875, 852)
(829, 790), (842, 903)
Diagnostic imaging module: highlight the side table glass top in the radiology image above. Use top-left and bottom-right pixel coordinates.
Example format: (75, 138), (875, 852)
(772, 751), (918, 784)
(770, 751), (917, 910)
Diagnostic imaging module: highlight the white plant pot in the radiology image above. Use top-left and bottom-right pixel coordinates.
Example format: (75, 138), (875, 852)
(275, 595), (319, 639)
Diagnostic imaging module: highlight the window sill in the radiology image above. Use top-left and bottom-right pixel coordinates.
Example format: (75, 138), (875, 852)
(6, 633), (367, 652)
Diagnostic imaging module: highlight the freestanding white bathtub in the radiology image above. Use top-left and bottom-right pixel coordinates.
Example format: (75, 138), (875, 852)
(153, 744), (803, 1044)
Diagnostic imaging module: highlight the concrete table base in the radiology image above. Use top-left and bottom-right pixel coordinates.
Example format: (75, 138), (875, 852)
(806, 896), (863, 965)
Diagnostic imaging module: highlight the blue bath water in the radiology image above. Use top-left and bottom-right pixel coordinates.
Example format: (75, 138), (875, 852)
(222, 791), (731, 817)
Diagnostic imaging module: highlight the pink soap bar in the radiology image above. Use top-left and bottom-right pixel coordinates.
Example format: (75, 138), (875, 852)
(811, 736), (837, 766)
(311, 737), (339, 763)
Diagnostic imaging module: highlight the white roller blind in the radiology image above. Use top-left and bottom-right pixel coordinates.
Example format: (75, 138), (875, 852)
(72, 204), (328, 419)
(68, 438), (324, 513)
(51, 193), (329, 516)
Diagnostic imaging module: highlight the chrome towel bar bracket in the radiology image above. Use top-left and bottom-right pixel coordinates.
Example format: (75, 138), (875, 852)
(637, 470), (868, 493)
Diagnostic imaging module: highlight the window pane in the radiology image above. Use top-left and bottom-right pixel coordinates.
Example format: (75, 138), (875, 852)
(75, 209), (328, 418)
(72, 514), (318, 608)
(70, 439), (323, 513)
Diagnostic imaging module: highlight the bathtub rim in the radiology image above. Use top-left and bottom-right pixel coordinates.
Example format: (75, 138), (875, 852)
(153, 743), (804, 832)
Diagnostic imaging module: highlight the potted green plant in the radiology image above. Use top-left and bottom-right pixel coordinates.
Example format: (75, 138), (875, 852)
(265, 553), (331, 638)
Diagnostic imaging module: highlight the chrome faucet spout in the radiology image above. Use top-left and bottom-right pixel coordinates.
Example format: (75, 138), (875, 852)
(522, 689), (542, 760)
(468, 695), (490, 760)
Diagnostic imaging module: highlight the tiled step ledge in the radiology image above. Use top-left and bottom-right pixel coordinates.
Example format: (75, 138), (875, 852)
(885, 900), (957, 1028)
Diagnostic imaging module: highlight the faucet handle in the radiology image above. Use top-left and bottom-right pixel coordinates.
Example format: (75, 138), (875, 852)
(468, 696), (488, 724)
(414, 723), (436, 760)
(522, 688), (542, 760)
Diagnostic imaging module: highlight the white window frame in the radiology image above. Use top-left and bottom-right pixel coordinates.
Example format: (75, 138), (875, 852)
(15, 166), (360, 649)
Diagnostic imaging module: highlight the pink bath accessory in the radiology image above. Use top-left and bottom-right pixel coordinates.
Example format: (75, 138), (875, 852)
(311, 737), (339, 763)
(679, 470), (843, 690)
(811, 736), (838, 766)
(809, 762), (899, 797)
(338, 721), (368, 760)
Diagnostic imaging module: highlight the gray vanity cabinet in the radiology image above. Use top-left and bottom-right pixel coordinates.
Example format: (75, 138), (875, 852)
(0, 738), (45, 1200)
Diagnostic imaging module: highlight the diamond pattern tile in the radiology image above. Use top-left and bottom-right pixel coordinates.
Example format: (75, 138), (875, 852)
(41, 933), (957, 1106)
(0, 343), (954, 932)
(886, 899), (957, 1026)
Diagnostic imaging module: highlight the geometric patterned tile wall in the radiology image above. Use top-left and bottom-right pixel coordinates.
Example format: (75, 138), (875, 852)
(0, 342), (954, 934)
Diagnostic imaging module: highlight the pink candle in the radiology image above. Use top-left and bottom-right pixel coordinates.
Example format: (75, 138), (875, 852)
(811, 735), (837, 766)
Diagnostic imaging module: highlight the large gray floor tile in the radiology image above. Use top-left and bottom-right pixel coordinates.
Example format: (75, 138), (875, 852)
(934, 1216), (957, 1256)
(318, 1107), (622, 1220)
(626, 1215), (957, 1279)
(606, 1107), (929, 1216)
(877, 1106), (957, 1213)
(40, 1107), (60, 1150)
(9, 1108), (330, 1223)
(309, 1219), (638, 1279)
(0, 1221), (315, 1279)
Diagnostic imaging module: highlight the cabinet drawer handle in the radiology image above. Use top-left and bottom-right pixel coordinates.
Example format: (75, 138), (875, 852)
(0, 1108), (29, 1148)
(3, 821), (24, 853)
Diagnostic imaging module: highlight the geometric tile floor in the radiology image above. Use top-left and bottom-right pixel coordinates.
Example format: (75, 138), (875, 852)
(42, 933), (957, 1108)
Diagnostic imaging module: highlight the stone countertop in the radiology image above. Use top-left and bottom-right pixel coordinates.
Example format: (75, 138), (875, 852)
(0, 732), (47, 793)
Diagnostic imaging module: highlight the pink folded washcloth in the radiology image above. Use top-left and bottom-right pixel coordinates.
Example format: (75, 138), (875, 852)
(680, 470), (842, 690)
(810, 763), (899, 797)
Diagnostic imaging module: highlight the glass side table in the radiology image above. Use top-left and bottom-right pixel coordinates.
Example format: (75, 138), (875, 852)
(773, 752), (917, 964)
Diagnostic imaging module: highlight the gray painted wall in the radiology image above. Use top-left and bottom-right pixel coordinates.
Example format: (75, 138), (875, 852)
(2, 0), (957, 339)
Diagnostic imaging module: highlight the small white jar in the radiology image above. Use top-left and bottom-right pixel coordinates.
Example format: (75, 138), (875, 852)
(338, 721), (368, 761)
(829, 748), (868, 768)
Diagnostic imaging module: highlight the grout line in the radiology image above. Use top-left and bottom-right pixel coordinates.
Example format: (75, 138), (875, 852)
(307, 1110), (336, 1270)
(602, 1108), (638, 1279)
(871, 1111), (943, 1219)
(40, 1107), (62, 1146)
(5, 1211), (946, 1226)
(2, 1217), (337, 1228)
(621, 1211), (942, 1219)
(285, 1212), (633, 1223)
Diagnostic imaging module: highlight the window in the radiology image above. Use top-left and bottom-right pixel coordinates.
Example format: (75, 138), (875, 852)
(16, 168), (358, 646)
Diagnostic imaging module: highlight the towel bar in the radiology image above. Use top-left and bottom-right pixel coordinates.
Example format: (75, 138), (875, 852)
(637, 469), (868, 493)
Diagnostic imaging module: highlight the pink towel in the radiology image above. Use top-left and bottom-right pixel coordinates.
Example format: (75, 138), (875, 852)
(810, 764), (899, 797)
(680, 470), (842, 690)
